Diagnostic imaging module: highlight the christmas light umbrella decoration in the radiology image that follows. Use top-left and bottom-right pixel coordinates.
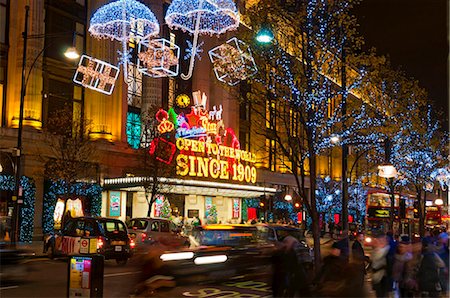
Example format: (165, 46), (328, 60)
(165, 0), (240, 80)
(89, 0), (160, 82)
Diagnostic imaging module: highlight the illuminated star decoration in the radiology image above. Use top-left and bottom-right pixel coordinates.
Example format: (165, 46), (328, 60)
(208, 37), (258, 86)
(184, 40), (204, 61)
(89, 0), (160, 82)
(165, 0), (239, 80)
(73, 55), (120, 95)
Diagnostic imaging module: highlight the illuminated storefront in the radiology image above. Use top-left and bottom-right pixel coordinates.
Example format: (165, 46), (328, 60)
(102, 91), (277, 223)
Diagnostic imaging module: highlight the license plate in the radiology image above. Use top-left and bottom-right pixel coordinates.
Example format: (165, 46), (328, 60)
(115, 246), (122, 252)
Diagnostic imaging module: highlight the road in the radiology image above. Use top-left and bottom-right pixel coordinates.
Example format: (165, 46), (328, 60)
(1, 257), (142, 297)
(0, 256), (273, 298)
(1, 239), (374, 297)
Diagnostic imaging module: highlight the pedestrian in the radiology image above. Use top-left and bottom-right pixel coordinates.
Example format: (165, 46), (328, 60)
(392, 236), (413, 298)
(313, 242), (347, 297)
(436, 231), (449, 295)
(192, 216), (201, 227)
(352, 232), (366, 290)
(371, 233), (390, 298)
(418, 238), (446, 297)
(328, 222), (335, 239)
(386, 231), (398, 294)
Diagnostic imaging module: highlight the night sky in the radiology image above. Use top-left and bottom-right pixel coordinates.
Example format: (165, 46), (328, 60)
(353, 0), (448, 129)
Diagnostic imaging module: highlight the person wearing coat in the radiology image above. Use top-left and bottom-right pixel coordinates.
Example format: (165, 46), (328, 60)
(371, 234), (390, 298)
(352, 232), (366, 290)
(418, 241), (446, 298)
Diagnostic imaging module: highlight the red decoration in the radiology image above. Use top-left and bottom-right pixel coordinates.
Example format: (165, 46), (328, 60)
(186, 108), (200, 127)
(156, 109), (169, 122)
(149, 137), (176, 164)
(224, 128), (240, 149)
(334, 213), (340, 224)
(247, 207), (257, 220)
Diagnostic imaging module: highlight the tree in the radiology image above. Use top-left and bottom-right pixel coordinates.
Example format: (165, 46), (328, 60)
(242, 0), (369, 270)
(160, 197), (172, 219)
(42, 105), (98, 200)
(138, 107), (177, 217)
(392, 106), (447, 236)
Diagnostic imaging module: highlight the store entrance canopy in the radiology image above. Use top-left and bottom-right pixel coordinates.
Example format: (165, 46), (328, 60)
(103, 177), (278, 198)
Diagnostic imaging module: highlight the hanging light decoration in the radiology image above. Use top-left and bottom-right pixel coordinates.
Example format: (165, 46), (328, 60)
(89, 0), (160, 82)
(208, 37), (258, 86)
(165, 0), (240, 80)
(137, 38), (180, 77)
(73, 55), (120, 95)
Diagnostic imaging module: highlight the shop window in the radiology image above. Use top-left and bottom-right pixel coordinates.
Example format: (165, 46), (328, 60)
(0, 0), (7, 44)
(126, 111), (141, 149)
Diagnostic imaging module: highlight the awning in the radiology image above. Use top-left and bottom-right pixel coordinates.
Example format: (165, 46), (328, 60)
(103, 176), (278, 198)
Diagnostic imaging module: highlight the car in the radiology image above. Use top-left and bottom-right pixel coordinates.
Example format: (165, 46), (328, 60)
(45, 217), (134, 265)
(127, 217), (187, 250)
(137, 224), (275, 288)
(256, 224), (313, 264)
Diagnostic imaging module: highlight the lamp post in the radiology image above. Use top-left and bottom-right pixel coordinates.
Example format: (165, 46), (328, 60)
(11, 5), (79, 244)
(377, 138), (397, 232)
(331, 136), (397, 233)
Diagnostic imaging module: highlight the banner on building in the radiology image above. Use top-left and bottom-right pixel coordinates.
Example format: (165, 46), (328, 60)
(109, 191), (121, 217)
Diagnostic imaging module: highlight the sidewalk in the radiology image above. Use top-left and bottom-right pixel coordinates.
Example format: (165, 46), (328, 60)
(15, 241), (47, 257)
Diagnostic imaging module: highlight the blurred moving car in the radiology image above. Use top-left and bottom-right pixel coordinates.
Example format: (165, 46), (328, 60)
(0, 243), (34, 281)
(45, 217), (133, 264)
(257, 224), (313, 264)
(127, 217), (187, 250)
(137, 224), (274, 291)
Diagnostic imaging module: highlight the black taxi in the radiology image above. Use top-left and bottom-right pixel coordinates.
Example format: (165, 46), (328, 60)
(45, 217), (134, 264)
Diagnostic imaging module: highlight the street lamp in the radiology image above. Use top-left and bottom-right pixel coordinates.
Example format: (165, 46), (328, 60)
(435, 198), (444, 206)
(256, 25), (274, 44)
(64, 46), (80, 60)
(12, 5), (79, 244)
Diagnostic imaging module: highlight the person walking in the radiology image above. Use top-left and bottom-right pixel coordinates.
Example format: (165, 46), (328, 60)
(392, 237), (413, 298)
(371, 233), (390, 298)
(313, 242), (346, 297)
(436, 232), (449, 295)
(418, 239), (445, 298)
(352, 232), (366, 291)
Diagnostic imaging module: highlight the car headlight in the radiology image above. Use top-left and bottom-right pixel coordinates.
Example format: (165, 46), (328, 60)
(194, 255), (227, 265)
(365, 237), (372, 244)
(160, 252), (194, 261)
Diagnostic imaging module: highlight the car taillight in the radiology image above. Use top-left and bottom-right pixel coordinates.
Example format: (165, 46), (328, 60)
(141, 233), (147, 242)
(130, 238), (136, 249)
(97, 237), (104, 249)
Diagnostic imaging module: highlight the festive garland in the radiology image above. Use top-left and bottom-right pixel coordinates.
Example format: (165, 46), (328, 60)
(43, 180), (102, 234)
(0, 174), (36, 242)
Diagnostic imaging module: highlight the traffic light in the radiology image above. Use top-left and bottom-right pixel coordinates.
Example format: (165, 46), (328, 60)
(413, 200), (419, 218)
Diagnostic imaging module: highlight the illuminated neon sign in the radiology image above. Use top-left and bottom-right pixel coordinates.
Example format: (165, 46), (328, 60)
(150, 91), (257, 183)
